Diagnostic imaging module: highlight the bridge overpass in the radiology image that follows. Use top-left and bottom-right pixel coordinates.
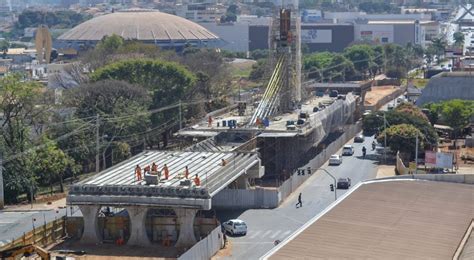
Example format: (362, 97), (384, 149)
(67, 150), (263, 247)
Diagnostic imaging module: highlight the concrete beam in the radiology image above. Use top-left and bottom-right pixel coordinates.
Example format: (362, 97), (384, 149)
(126, 206), (152, 246)
(78, 205), (100, 244)
(175, 208), (198, 248)
(67, 195), (211, 210)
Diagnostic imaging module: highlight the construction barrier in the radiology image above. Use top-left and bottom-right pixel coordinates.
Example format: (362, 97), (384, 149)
(211, 188), (279, 209)
(0, 217), (66, 252)
(178, 226), (224, 260)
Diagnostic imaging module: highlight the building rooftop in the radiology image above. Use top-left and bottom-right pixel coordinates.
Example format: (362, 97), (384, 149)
(58, 10), (219, 42)
(265, 180), (474, 259)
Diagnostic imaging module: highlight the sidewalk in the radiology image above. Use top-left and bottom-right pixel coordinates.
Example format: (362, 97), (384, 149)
(2, 198), (66, 212)
(376, 165), (396, 178)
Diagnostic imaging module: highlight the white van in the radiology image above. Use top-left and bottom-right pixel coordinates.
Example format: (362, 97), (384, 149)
(342, 145), (354, 156)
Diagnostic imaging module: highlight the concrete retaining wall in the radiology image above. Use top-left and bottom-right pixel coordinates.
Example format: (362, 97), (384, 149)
(178, 226), (224, 260)
(211, 188), (279, 209)
(278, 123), (362, 203)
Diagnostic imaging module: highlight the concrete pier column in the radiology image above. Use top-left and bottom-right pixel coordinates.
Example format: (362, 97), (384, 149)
(235, 175), (250, 189)
(175, 208), (198, 248)
(78, 205), (100, 244)
(126, 206), (151, 246)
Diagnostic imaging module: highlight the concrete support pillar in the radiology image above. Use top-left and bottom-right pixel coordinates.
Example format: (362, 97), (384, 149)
(78, 205), (100, 244)
(126, 206), (151, 246)
(235, 175), (250, 189)
(175, 208), (198, 248)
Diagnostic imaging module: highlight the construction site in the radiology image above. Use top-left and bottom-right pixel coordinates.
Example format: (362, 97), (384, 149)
(1, 3), (395, 260)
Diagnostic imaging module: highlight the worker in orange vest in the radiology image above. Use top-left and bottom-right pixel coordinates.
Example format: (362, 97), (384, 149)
(163, 164), (169, 179)
(135, 165), (142, 181)
(151, 162), (158, 173)
(208, 116), (213, 127)
(184, 166), (189, 179)
(144, 165), (151, 174)
(194, 174), (201, 186)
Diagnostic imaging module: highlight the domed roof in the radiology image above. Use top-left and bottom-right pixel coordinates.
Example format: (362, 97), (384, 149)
(58, 10), (219, 42)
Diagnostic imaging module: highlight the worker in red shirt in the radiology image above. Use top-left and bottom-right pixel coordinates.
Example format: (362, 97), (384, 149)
(194, 174), (201, 186)
(163, 164), (169, 179)
(135, 165), (142, 182)
(208, 116), (213, 127)
(151, 162), (158, 173)
(184, 166), (189, 179)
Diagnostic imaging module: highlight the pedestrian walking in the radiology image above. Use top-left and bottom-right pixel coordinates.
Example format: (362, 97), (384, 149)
(296, 192), (302, 208)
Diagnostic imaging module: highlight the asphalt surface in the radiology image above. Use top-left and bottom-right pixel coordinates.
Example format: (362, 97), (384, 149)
(216, 134), (379, 260)
(0, 207), (68, 247)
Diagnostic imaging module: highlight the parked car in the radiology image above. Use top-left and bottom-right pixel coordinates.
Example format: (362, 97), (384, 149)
(329, 154), (343, 165)
(329, 90), (339, 98)
(337, 178), (351, 189)
(342, 145), (354, 156)
(222, 219), (247, 236)
(354, 134), (365, 143)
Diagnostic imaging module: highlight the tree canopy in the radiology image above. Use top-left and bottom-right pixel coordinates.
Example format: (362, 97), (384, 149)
(377, 123), (424, 158)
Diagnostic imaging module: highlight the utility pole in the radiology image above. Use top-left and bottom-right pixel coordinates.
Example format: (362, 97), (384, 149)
(178, 100), (182, 130)
(383, 113), (387, 164)
(415, 132), (419, 175)
(0, 156), (3, 209)
(95, 114), (100, 173)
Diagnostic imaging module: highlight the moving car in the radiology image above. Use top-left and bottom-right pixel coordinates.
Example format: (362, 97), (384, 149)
(222, 219), (247, 236)
(354, 134), (365, 143)
(342, 145), (354, 156)
(337, 178), (351, 189)
(329, 154), (343, 165)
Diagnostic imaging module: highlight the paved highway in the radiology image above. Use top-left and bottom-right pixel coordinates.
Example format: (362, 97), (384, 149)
(216, 134), (379, 260)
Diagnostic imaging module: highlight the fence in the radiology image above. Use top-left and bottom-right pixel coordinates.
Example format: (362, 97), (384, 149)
(0, 217), (66, 252)
(278, 123), (362, 203)
(212, 188), (279, 209)
(178, 226), (224, 260)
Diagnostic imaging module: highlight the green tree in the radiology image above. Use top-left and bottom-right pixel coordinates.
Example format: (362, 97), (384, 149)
(453, 32), (465, 47)
(68, 80), (151, 169)
(431, 37), (447, 63)
(249, 59), (268, 81)
(344, 45), (374, 79)
(33, 136), (77, 194)
(0, 74), (51, 202)
(440, 100), (473, 138)
(377, 124), (424, 158)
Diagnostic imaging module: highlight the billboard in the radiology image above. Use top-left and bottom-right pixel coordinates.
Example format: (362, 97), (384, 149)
(425, 151), (454, 169)
(301, 29), (332, 43)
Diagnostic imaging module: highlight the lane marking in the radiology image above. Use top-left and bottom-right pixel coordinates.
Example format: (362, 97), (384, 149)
(270, 230), (282, 239)
(260, 230), (272, 238)
(248, 230), (261, 239)
(280, 230), (292, 238)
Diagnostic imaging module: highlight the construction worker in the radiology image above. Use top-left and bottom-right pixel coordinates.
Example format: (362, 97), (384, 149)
(194, 174), (201, 186)
(135, 165), (142, 182)
(184, 166), (189, 179)
(208, 116), (213, 127)
(163, 164), (169, 179)
(221, 158), (227, 166)
(144, 165), (151, 174)
(151, 162), (158, 173)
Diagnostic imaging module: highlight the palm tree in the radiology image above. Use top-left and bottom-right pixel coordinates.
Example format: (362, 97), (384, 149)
(453, 32), (465, 48)
(431, 37), (447, 64)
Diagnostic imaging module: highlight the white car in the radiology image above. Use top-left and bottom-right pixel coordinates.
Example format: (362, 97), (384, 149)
(342, 145), (354, 156)
(329, 154), (343, 165)
(222, 219), (247, 236)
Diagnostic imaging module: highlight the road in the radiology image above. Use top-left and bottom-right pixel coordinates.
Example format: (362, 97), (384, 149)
(0, 206), (68, 247)
(216, 134), (379, 260)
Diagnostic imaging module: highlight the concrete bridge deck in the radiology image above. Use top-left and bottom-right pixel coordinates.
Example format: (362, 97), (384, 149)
(67, 150), (264, 210)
